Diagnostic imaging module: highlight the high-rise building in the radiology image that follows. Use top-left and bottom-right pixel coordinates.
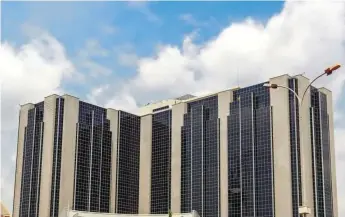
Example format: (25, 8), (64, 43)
(12, 74), (338, 217)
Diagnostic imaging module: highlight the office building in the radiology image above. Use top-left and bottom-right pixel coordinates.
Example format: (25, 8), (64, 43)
(12, 74), (338, 217)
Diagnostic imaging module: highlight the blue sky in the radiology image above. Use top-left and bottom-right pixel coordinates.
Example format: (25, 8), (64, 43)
(1, 1), (345, 216)
(2, 1), (284, 47)
(1, 1), (284, 97)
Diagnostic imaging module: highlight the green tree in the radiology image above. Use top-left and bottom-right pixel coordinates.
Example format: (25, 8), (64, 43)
(168, 209), (172, 217)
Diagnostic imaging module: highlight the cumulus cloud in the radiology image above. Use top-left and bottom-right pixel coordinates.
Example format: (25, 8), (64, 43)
(86, 84), (110, 104)
(98, 0), (345, 114)
(105, 92), (139, 114)
(179, 13), (218, 28)
(95, 1), (345, 215)
(179, 14), (201, 27)
(335, 128), (345, 217)
(86, 85), (139, 114)
(117, 52), (139, 68)
(78, 39), (109, 58)
(128, 1), (345, 102)
(2, 0), (345, 216)
(0, 29), (76, 211)
(127, 1), (161, 24)
(77, 39), (112, 78)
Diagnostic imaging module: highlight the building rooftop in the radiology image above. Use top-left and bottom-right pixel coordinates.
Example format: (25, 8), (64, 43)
(174, 94), (196, 101)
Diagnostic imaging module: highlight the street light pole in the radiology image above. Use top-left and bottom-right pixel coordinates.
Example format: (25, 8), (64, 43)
(263, 64), (341, 217)
(264, 82), (309, 217)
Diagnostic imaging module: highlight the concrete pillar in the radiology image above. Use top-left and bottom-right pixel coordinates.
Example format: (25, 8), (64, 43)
(138, 115), (152, 214)
(39, 94), (58, 217)
(170, 102), (187, 213)
(58, 95), (79, 213)
(269, 75), (293, 217)
(107, 109), (120, 213)
(12, 103), (34, 217)
(217, 90), (234, 217)
(319, 87), (338, 217)
(295, 75), (314, 216)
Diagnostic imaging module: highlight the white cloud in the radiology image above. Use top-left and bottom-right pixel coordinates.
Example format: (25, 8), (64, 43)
(2, 0), (345, 215)
(101, 24), (117, 35)
(81, 60), (112, 77)
(86, 84), (139, 114)
(114, 42), (139, 68)
(0, 29), (76, 211)
(77, 39), (112, 77)
(335, 128), (345, 217)
(127, 1), (161, 24)
(97, 1), (345, 215)
(78, 39), (109, 58)
(179, 14), (200, 26)
(179, 13), (217, 28)
(86, 84), (110, 104)
(117, 53), (139, 68)
(105, 91), (139, 114)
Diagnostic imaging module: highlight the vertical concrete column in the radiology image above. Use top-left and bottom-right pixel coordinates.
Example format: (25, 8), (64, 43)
(217, 90), (233, 217)
(170, 102), (187, 213)
(296, 75), (314, 216)
(319, 87), (338, 217)
(139, 114), (153, 214)
(269, 75), (293, 217)
(39, 94), (58, 217)
(12, 103), (34, 217)
(58, 95), (79, 213)
(107, 109), (120, 213)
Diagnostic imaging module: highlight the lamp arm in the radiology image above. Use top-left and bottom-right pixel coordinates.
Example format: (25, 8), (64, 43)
(277, 85), (302, 106)
(301, 72), (326, 103)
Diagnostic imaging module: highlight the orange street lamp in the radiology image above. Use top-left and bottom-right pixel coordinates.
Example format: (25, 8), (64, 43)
(263, 64), (341, 217)
(325, 64), (341, 76)
(264, 64), (341, 104)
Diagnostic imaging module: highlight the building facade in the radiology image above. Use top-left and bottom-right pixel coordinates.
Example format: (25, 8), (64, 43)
(13, 75), (338, 217)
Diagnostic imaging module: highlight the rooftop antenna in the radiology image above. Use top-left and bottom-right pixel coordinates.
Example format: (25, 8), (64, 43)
(293, 71), (306, 77)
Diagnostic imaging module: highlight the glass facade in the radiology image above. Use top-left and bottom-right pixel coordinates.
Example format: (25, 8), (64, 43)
(181, 96), (220, 217)
(50, 98), (65, 217)
(151, 110), (172, 214)
(228, 84), (273, 217)
(181, 111), (192, 214)
(228, 98), (241, 217)
(116, 111), (141, 214)
(19, 102), (44, 217)
(73, 102), (112, 213)
(15, 79), (337, 217)
(310, 87), (333, 217)
(288, 78), (302, 217)
(320, 93), (333, 217)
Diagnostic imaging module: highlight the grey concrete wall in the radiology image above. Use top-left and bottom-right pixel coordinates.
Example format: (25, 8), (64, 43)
(319, 87), (338, 217)
(138, 115), (153, 214)
(296, 75), (314, 216)
(170, 102), (187, 213)
(58, 95), (79, 213)
(217, 90), (233, 217)
(269, 75), (293, 217)
(39, 95), (58, 217)
(12, 103), (34, 217)
(107, 109), (120, 213)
